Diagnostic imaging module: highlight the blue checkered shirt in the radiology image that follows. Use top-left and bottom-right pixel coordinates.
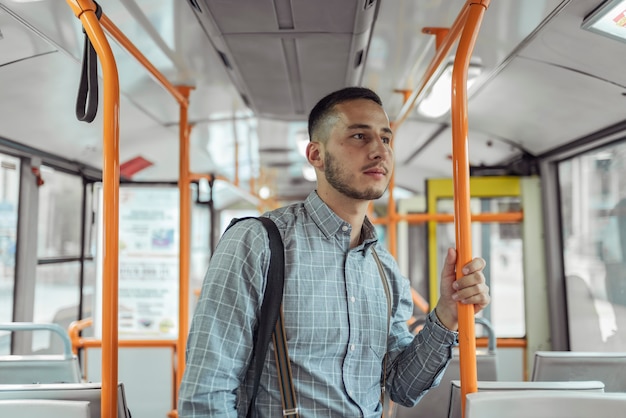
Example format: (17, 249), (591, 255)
(179, 191), (458, 417)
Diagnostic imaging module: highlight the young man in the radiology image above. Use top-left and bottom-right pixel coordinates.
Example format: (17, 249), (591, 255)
(178, 87), (490, 417)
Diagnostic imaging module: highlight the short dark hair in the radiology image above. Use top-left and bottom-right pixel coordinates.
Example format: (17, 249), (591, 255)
(308, 87), (383, 142)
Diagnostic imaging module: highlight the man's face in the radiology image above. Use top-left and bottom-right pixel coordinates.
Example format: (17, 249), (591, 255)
(318, 98), (394, 201)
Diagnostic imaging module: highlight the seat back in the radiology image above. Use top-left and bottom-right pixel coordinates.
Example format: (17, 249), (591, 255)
(465, 390), (626, 418)
(0, 399), (90, 418)
(448, 380), (605, 418)
(393, 317), (497, 418)
(531, 351), (626, 392)
(0, 382), (130, 418)
(0, 356), (82, 384)
(0, 322), (81, 384)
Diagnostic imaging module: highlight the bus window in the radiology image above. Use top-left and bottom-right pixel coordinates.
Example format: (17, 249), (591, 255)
(33, 167), (84, 353)
(559, 140), (626, 351)
(0, 154), (20, 355)
(37, 167), (83, 258)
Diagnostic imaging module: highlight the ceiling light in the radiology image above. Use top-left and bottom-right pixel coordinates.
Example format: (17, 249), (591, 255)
(258, 186), (271, 200)
(416, 62), (482, 119)
(582, 0), (626, 44)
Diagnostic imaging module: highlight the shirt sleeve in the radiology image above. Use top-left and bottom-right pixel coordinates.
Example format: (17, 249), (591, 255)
(382, 253), (459, 407)
(178, 219), (269, 417)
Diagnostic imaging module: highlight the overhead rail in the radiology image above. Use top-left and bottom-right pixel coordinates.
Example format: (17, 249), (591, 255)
(389, 1), (491, 416)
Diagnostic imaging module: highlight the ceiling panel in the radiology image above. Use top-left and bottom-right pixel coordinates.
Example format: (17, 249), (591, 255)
(0, 6), (57, 66)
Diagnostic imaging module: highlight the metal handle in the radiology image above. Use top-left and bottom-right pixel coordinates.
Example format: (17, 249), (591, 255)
(474, 317), (496, 353)
(0, 322), (75, 359)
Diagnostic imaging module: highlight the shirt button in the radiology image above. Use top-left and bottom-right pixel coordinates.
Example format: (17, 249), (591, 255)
(341, 225), (348, 232)
(350, 344), (355, 351)
(350, 296), (356, 303)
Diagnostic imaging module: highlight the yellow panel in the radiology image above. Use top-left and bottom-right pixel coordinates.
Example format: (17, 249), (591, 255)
(428, 176), (521, 198)
(426, 176), (521, 306)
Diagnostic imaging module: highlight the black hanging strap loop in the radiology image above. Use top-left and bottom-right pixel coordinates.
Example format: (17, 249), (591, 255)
(75, 1), (103, 123)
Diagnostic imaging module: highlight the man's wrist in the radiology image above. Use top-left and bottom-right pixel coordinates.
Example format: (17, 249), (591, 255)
(433, 306), (458, 332)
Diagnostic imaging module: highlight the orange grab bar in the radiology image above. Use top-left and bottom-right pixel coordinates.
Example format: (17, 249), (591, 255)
(177, 87), (193, 397)
(99, 15), (189, 108)
(393, 3), (470, 127)
(99, 21), (194, 403)
(71, 2), (195, 413)
(66, 1), (121, 417)
(69, 318), (178, 351)
(451, 1), (490, 415)
(477, 338), (527, 349)
(370, 211), (523, 225)
(389, 0), (491, 415)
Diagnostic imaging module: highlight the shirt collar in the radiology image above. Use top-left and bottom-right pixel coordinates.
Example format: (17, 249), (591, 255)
(304, 191), (379, 251)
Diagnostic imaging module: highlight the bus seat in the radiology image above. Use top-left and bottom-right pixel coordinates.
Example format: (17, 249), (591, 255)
(0, 399), (90, 418)
(0, 323), (81, 384)
(448, 380), (605, 418)
(392, 317), (498, 418)
(531, 351), (626, 392)
(0, 382), (131, 418)
(464, 390), (626, 418)
(0, 355), (82, 384)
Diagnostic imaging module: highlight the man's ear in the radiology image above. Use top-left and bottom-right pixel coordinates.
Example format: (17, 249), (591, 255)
(306, 142), (324, 169)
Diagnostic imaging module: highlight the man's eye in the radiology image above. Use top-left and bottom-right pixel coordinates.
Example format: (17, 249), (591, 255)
(382, 137), (391, 144)
(354, 133), (365, 140)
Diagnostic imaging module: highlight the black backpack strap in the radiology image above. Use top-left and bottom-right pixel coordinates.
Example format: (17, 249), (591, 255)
(226, 217), (295, 417)
(227, 216), (285, 417)
(247, 217), (284, 417)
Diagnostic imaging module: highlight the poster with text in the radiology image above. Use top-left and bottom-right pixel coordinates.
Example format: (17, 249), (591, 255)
(95, 187), (179, 339)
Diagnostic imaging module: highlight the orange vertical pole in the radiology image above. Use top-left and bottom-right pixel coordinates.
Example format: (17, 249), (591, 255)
(177, 86), (193, 399)
(66, 1), (120, 417)
(387, 90), (412, 258)
(387, 160), (397, 257)
(451, 1), (490, 416)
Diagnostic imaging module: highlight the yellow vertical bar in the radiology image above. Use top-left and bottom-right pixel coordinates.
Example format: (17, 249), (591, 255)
(451, 1), (490, 416)
(67, 1), (120, 417)
(427, 185), (440, 307)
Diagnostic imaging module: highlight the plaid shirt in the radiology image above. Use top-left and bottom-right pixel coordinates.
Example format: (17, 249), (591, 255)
(179, 191), (458, 417)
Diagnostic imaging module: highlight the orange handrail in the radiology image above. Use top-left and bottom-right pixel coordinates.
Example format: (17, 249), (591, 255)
(68, 318), (93, 355)
(451, 2), (490, 415)
(66, 1), (120, 417)
(66, 1), (195, 416)
(393, 4), (470, 127)
(389, 1), (491, 415)
(385, 90), (412, 259)
(177, 86), (193, 399)
(97, 18), (194, 404)
(99, 15), (189, 107)
(370, 211), (524, 225)
(69, 318), (177, 351)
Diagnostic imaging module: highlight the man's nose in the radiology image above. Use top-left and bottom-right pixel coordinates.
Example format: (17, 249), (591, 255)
(369, 136), (391, 160)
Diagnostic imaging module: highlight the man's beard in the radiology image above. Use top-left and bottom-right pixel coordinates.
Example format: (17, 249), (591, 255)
(324, 151), (389, 200)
